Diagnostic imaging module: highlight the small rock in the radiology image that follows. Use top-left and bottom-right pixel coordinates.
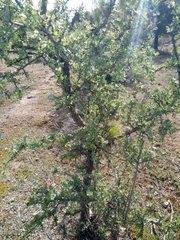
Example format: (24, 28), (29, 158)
(154, 191), (158, 196)
(8, 198), (15, 203)
(162, 201), (169, 209)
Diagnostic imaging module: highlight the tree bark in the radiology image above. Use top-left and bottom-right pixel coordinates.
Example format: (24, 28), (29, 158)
(40, 0), (47, 15)
(154, 30), (159, 50)
(80, 150), (94, 222)
(77, 150), (95, 239)
(69, 104), (86, 128)
(61, 61), (86, 127)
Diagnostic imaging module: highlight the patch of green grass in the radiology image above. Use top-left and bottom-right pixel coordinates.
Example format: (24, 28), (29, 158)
(131, 226), (159, 240)
(0, 94), (9, 106)
(15, 168), (32, 180)
(0, 181), (9, 197)
(0, 139), (11, 173)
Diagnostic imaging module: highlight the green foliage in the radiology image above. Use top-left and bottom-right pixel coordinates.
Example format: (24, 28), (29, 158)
(1, 0), (180, 239)
(21, 184), (59, 239)
(21, 174), (90, 238)
(156, 0), (173, 35)
(6, 134), (51, 164)
(107, 124), (120, 137)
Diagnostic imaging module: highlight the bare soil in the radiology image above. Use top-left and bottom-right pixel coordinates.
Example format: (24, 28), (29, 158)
(0, 63), (71, 239)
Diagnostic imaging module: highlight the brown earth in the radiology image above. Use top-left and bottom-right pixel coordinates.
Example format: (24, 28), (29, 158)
(0, 63), (72, 239)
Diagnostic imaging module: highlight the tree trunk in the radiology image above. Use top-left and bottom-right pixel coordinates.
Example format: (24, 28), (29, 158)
(80, 150), (94, 222)
(154, 30), (159, 50)
(61, 61), (86, 127)
(69, 104), (86, 127)
(77, 150), (95, 239)
(40, 0), (47, 15)
(61, 59), (95, 238)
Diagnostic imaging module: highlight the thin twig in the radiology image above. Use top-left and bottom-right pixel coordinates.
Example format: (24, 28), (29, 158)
(168, 199), (174, 222)
(124, 159), (140, 222)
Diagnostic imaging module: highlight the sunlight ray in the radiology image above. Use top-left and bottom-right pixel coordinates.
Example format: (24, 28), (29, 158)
(129, 0), (148, 54)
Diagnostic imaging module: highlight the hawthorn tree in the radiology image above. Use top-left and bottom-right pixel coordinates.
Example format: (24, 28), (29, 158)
(1, 0), (180, 239)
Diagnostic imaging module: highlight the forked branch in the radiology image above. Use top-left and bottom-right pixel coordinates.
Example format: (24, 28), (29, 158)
(91, 0), (116, 35)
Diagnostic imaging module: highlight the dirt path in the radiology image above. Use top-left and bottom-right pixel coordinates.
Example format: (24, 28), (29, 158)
(0, 63), (61, 166)
(0, 64), (66, 239)
(0, 64), (56, 130)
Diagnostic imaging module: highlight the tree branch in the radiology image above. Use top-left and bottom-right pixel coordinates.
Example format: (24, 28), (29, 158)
(14, 0), (22, 7)
(10, 21), (26, 27)
(91, 0), (116, 35)
(69, 104), (86, 127)
(40, 0), (48, 15)
(61, 60), (87, 127)
(36, 25), (58, 45)
(14, 55), (43, 74)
